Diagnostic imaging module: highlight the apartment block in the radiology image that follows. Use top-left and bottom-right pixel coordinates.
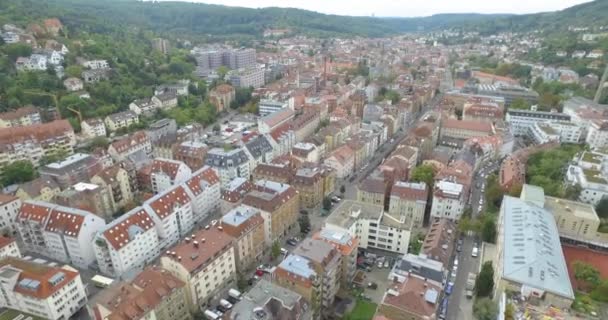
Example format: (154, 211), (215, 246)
(0, 195), (21, 234)
(0, 120), (75, 167)
(242, 180), (299, 245)
(229, 279), (311, 320)
(221, 205), (265, 272)
(55, 182), (116, 220)
(205, 147), (251, 187)
(17, 201), (106, 269)
(421, 218), (456, 267)
(88, 267), (192, 320)
(292, 167), (324, 209)
(0, 236), (21, 258)
(313, 228), (359, 286)
(90, 165), (134, 209)
(93, 208), (160, 277)
(160, 226), (236, 311)
(388, 181), (428, 229)
(150, 158), (192, 194)
(0, 106), (41, 128)
(273, 254), (322, 319)
(183, 166), (221, 223)
(144, 185), (195, 250)
(0, 258), (87, 320)
(430, 180), (466, 220)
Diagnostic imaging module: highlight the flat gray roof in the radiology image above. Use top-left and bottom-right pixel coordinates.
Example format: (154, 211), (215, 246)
(500, 196), (574, 299)
(326, 200), (383, 230)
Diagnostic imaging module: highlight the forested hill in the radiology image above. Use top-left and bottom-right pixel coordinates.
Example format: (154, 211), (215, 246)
(0, 0), (604, 40)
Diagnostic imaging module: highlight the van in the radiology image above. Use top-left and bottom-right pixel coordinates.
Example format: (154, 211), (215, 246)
(204, 310), (219, 320)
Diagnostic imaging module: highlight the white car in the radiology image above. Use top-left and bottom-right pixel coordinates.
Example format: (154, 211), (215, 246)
(472, 247), (479, 257)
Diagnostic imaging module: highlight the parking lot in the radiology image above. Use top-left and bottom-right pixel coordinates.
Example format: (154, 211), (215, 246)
(361, 265), (392, 303)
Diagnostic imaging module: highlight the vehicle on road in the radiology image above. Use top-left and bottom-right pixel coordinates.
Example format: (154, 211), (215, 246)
(220, 299), (233, 309)
(280, 247), (288, 255)
(92, 275), (114, 288)
(383, 260), (389, 268)
(228, 288), (242, 301)
(286, 238), (298, 246)
(204, 310), (219, 320)
(466, 272), (477, 299)
(445, 282), (453, 295)
(367, 282), (378, 290)
(457, 244), (462, 252)
(472, 247), (479, 257)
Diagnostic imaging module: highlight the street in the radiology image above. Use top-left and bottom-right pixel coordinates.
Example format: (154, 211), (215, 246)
(446, 234), (479, 320)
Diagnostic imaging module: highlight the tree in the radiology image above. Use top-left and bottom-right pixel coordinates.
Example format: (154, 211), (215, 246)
(473, 298), (498, 320)
(596, 198), (608, 219)
(4, 43), (32, 62)
(340, 185), (346, 194)
(217, 66), (229, 79)
(573, 261), (600, 290)
(408, 233), (425, 254)
(65, 65), (83, 78)
(481, 216), (497, 243)
(213, 124), (221, 133)
(298, 215), (311, 233)
(510, 98), (530, 110)
(322, 197), (332, 210)
(271, 241), (281, 260)
(1, 161), (37, 186)
(475, 261), (495, 298)
(410, 164), (436, 186)
(89, 136), (110, 150)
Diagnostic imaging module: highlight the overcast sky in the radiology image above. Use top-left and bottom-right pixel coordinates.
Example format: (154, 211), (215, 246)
(160, 0), (593, 17)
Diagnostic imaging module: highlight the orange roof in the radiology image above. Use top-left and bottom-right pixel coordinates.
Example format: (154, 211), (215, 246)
(110, 131), (149, 154)
(0, 257), (79, 299)
(442, 118), (493, 133)
(270, 122), (292, 141)
(0, 194), (19, 205)
(44, 207), (87, 237)
(185, 166), (220, 196)
(151, 159), (185, 180)
(382, 276), (442, 318)
(0, 120), (72, 145)
(103, 209), (156, 250)
(0, 236), (16, 249)
(18, 202), (52, 223)
(146, 186), (190, 219)
(162, 227), (234, 273)
(0, 105), (38, 121)
(328, 145), (354, 165)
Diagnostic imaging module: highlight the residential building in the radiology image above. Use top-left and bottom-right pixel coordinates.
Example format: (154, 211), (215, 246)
(0, 236), (20, 258)
(14, 177), (61, 202)
(160, 226), (236, 310)
(462, 101), (503, 123)
(252, 162), (293, 184)
(63, 77), (83, 92)
(93, 208), (160, 277)
(324, 145), (355, 178)
(0, 106), (41, 128)
(209, 84), (235, 112)
(293, 167), (324, 209)
(269, 123), (296, 157)
(205, 148), (251, 186)
(586, 119), (608, 149)
(55, 182), (116, 219)
(312, 228), (359, 285)
(244, 134), (275, 168)
(152, 92), (178, 110)
(0, 257), (87, 320)
(220, 177), (253, 213)
(0, 195), (21, 234)
(259, 100), (290, 117)
(495, 196), (575, 308)
(242, 180), (299, 245)
(505, 109), (571, 136)
(292, 110), (320, 142)
(292, 143), (320, 163)
(0, 120), (75, 167)
(104, 111), (139, 132)
(229, 279), (311, 320)
(221, 205), (265, 272)
(273, 254), (321, 319)
(39, 153), (102, 189)
(82, 69), (110, 83)
(88, 267), (191, 320)
(17, 201), (106, 269)
(143, 185), (194, 249)
(82, 59), (109, 69)
(566, 151), (608, 205)
(388, 181), (429, 229)
(150, 158), (192, 194)
(430, 180), (466, 220)
(528, 121), (583, 144)
(326, 200), (411, 254)
(357, 177), (387, 208)
(172, 141), (208, 171)
(183, 166), (221, 222)
(376, 274), (442, 320)
(152, 37), (170, 54)
(421, 218), (456, 267)
(129, 98), (159, 117)
(228, 67), (265, 88)
(258, 108), (294, 134)
(292, 239), (342, 317)
(108, 131), (152, 163)
(90, 165), (134, 209)
(81, 118), (107, 138)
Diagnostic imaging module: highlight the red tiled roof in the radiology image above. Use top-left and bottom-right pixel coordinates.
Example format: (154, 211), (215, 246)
(0, 120), (72, 145)
(382, 277), (442, 318)
(242, 184), (298, 213)
(0, 105), (38, 121)
(151, 159), (184, 180)
(0, 194), (19, 205)
(146, 186), (190, 220)
(18, 202), (52, 223)
(110, 131), (149, 154)
(442, 118), (493, 133)
(44, 208), (87, 237)
(391, 182), (428, 201)
(270, 122), (292, 141)
(103, 209), (155, 250)
(0, 236), (16, 249)
(185, 166), (219, 196)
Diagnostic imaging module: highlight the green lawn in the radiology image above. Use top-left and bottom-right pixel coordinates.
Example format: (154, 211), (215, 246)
(343, 299), (378, 320)
(0, 309), (45, 320)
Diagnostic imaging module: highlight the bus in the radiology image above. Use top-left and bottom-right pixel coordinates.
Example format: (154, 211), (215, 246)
(91, 275), (114, 288)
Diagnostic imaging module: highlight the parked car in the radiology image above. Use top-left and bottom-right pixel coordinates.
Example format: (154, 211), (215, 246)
(286, 239), (298, 246)
(383, 260), (389, 268)
(445, 283), (453, 295)
(377, 260), (383, 268)
(472, 247), (479, 257)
